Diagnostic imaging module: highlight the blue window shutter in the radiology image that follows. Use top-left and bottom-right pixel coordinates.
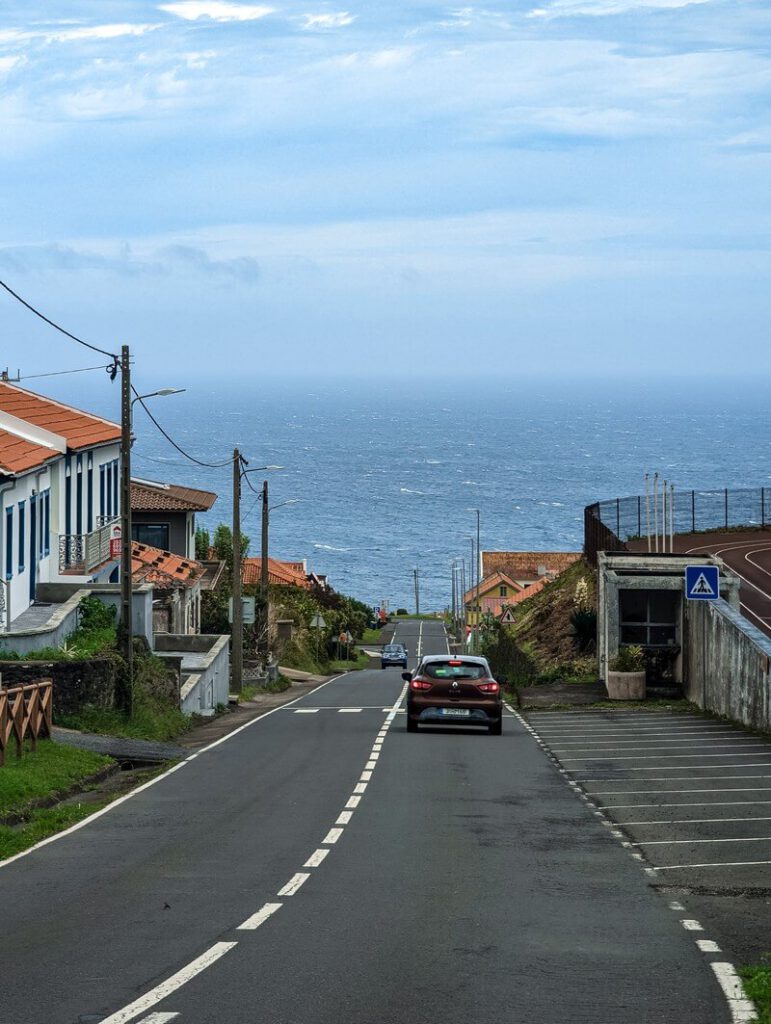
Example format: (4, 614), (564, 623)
(5, 507), (12, 580)
(18, 501), (25, 573)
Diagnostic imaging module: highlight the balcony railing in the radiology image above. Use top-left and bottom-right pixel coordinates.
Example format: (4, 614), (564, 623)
(59, 517), (120, 574)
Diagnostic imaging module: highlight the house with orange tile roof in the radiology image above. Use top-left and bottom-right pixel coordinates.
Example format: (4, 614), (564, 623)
(131, 477), (217, 560)
(0, 382), (122, 630)
(241, 556), (311, 589)
(463, 570), (524, 626)
(132, 541), (206, 634)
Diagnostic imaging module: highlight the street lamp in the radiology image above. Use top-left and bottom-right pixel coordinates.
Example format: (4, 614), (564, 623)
(258, 485), (300, 660)
(121, 382), (186, 715)
(231, 457), (284, 693)
(466, 509), (481, 652)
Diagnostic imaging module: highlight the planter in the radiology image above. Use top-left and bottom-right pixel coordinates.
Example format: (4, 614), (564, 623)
(606, 670), (646, 701)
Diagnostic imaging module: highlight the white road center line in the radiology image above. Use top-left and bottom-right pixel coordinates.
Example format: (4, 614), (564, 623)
(360, 770), (373, 782)
(668, 901), (685, 911)
(681, 919), (703, 931)
(339, 708), (362, 713)
(346, 795), (361, 809)
(238, 902), (283, 930)
(353, 783), (367, 795)
(710, 963), (757, 1023)
(99, 942), (237, 1024)
(697, 940), (722, 953)
(304, 849), (330, 868)
(365, 759), (377, 769)
(277, 873), (310, 897)
(323, 827), (344, 844)
(336, 811), (353, 825)
(294, 709), (319, 714)
(136, 1015), (180, 1023)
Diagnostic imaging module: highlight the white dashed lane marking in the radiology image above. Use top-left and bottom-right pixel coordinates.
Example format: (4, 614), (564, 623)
(277, 873), (310, 897)
(136, 1015), (180, 1023)
(304, 849), (329, 868)
(238, 903), (283, 931)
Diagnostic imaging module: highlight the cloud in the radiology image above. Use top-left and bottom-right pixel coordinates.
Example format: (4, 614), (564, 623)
(0, 242), (260, 283)
(302, 12), (355, 30)
(50, 24), (161, 42)
(529, 0), (711, 16)
(159, 2), (274, 21)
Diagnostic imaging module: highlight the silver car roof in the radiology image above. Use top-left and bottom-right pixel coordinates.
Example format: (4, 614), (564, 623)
(419, 654), (490, 666)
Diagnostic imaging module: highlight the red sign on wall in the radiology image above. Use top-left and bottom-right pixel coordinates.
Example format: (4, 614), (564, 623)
(110, 525), (122, 559)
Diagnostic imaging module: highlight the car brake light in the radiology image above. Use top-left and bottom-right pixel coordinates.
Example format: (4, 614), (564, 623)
(448, 659), (463, 665)
(410, 678), (432, 691)
(478, 681), (500, 694)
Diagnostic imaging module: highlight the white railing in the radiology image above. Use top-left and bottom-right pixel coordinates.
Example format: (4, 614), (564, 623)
(59, 517), (119, 573)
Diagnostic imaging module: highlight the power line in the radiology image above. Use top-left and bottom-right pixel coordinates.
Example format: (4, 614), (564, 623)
(130, 386), (233, 470)
(18, 363), (113, 381)
(0, 277), (119, 360)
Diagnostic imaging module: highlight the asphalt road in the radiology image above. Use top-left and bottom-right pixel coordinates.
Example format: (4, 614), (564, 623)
(1, 620), (732, 1023)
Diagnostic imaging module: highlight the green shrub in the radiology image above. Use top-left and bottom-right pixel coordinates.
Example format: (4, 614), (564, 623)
(570, 609), (597, 653)
(610, 645), (646, 672)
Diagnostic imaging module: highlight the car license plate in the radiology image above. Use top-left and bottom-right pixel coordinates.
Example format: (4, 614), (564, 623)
(441, 708), (471, 717)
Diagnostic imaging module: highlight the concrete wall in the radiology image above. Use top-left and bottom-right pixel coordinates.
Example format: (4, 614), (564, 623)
(174, 634), (230, 715)
(686, 599), (771, 731)
(132, 510), (194, 559)
(0, 589), (85, 657)
(37, 583), (154, 647)
(0, 658), (116, 718)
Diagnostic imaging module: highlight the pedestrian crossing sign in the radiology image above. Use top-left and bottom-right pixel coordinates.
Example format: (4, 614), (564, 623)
(685, 565), (719, 601)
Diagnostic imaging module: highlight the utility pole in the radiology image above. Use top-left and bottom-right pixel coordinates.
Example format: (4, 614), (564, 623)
(260, 479), (269, 659)
(475, 509), (481, 654)
(232, 448), (243, 694)
(119, 344), (133, 714)
(414, 567), (420, 616)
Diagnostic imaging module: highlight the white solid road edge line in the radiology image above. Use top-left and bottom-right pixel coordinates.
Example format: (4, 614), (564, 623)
(710, 963), (757, 1023)
(237, 902), (283, 930)
(99, 941), (237, 1024)
(0, 672), (349, 872)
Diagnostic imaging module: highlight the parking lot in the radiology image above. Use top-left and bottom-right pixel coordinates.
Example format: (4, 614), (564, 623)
(525, 708), (771, 961)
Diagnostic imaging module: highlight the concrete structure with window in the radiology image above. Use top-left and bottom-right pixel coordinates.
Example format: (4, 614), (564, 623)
(131, 478), (217, 560)
(0, 382), (122, 631)
(597, 552), (740, 689)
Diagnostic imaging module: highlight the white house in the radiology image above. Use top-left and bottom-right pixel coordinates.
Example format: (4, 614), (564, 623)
(0, 382), (122, 629)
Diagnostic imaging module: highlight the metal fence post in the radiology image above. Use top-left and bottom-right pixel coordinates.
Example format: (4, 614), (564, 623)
(763, 487), (766, 529)
(637, 496), (641, 538)
(616, 498), (621, 539)
(691, 490), (696, 533)
(725, 488), (729, 529)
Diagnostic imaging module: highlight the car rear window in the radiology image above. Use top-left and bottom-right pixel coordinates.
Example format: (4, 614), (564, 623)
(383, 645), (403, 652)
(423, 662), (486, 680)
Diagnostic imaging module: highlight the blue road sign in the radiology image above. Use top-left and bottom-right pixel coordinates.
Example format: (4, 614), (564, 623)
(685, 565), (720, 601)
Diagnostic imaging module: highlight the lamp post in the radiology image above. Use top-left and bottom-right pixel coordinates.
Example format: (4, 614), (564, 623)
(259, 480), (299, 661)
(466, 509), (481, 653)
(231, 460), (284, 693)
(121, 380), (186, 714)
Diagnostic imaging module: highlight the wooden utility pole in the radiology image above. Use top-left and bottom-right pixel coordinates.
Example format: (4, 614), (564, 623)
(231, 448), (243, 693)
(119, 344), (133, 713)
(260, 479), (269, 658)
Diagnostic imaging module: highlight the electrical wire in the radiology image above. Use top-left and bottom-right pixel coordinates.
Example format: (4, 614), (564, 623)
(18, 363), (113, 381)
(0, 278), (118, 360)
(131, 386), (233, 470)
(242, 472), (261, 496)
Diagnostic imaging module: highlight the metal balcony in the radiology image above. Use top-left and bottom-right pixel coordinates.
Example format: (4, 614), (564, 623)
(59, 517), (120, 574)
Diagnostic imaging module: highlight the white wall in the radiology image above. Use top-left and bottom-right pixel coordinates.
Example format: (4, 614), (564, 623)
(0, 440), (121, 627)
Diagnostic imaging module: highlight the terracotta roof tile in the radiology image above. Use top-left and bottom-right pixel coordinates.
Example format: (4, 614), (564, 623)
(0, 381), (120, 451)
(242, 557), (310, 589)
(131, 479), (218, 512)
(0, 429), (60, 475)
(131, 542), (204, 588)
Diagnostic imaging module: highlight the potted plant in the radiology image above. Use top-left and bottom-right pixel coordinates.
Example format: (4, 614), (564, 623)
(606, 644), (646, 700)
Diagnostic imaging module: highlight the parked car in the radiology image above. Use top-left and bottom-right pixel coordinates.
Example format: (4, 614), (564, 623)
(381, 643), (409, 669)
(403, 655), (502, 735)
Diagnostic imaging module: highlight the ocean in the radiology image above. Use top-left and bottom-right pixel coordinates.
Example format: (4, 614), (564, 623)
(46, 375), (771, 612)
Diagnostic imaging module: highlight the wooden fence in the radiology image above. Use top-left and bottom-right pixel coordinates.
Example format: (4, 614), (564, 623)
(0, 680), (53, 766)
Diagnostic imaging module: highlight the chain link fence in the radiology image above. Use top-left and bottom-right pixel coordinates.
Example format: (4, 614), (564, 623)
(584, 487), (771, 566)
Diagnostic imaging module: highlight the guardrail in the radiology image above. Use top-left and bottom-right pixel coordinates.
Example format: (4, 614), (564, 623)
(584, 486), (771, 566)
(0, 679), (52, 766)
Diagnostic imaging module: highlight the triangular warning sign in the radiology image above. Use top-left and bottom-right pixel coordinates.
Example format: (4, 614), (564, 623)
(690, 572), (716, 597)
(500, 607), (516, 624)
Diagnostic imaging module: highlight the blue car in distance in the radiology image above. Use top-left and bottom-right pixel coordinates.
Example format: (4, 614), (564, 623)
(381, 643), (408, 669)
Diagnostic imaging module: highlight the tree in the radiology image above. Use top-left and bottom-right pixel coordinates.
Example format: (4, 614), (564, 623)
(212, 523), (250, 576)
(195, 527), (210, 561)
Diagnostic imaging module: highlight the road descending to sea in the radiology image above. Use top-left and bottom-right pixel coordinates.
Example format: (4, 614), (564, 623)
(1, 620), (730, 1023)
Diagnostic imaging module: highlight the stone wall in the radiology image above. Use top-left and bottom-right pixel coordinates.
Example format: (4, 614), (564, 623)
(0, 659), (116, 718)
(686, 598), (771, 731)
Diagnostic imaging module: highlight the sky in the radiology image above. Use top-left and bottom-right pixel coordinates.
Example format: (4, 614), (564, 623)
(1, 0), (771, 381)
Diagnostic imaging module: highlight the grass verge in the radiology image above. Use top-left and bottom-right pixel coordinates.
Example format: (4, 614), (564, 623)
(740, 958), (770, 1022)
(0, 740), (112, 818)
(239, 675), (294, 701)
(0, 799), (113, 860)
(328, 650), (373, 673)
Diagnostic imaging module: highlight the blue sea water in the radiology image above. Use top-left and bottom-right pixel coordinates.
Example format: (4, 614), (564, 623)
(50, 376), (771, 611)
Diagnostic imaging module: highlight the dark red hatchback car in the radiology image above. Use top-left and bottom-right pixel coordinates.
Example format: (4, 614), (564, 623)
(403, 655), (503, 735)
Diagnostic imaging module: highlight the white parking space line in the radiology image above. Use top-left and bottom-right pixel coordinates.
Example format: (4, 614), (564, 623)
(604, 801), (771, 810)
(277, 873), (310, 896)
(99, 942), (238, 1024)
(238, 902), (283, 930)
(561, 752), (771, 762)
(583, 776), (771, 786)
(594, 787), (771, 796)
(551, 740), (764, 751)
(536, 728), (750, 737)
(656, 860), (771, 871)
(635, 836), (771, 847)
(619, 816), (771, 826)
(570, 763), (771, 773)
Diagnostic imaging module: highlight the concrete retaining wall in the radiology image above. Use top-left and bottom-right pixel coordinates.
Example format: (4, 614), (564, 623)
(0, 658), (117, 718)
(0, 590), (85, 657)
(686, 598), (771, 731)
(159, 634), (230, 716)
(36, 583), (154, 647)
